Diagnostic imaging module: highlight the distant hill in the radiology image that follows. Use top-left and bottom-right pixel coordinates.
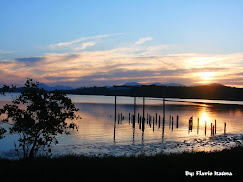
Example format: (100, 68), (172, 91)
(122, 82), (184, 87)
(0, 83), (73, 93)
(38, 83), (53, 91)
(204, 83), (224, 87)
(38, 83), (73, 91)
(53, 85), (73, 90)
(151, 82), (185, 87)
(123, 82), (141, 86)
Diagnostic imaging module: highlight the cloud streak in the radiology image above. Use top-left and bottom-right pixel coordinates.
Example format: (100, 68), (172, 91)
(135, 37), (153, 45)
(73, 41), (96, 51)
(48, 33), (124, 50)
(0, 49), (12, 55)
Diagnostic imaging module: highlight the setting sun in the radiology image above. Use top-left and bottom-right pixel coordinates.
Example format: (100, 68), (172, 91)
(196, 72), (215, 83)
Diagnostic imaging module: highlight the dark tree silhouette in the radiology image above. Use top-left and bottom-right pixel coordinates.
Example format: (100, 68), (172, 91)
(0, 78), (80, 159)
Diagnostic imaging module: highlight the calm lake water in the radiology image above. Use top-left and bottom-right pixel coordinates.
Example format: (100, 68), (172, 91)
(0, 93), (243, 157)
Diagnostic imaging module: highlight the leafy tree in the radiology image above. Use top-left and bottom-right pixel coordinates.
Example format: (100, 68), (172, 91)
(0, 85), (12, 139)
(0, 128), (7, 139)
(0, 78), (80, 159)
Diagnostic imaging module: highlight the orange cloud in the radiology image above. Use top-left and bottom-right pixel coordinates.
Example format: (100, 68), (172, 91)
(0, 45), (242, 88)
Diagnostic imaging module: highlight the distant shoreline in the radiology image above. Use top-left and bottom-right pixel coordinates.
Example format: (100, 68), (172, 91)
(1, 84), (243, 101)
(2, 92), (243, 106)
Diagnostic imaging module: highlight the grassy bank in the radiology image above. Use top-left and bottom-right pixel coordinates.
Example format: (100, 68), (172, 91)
(0, 146), (242, 182)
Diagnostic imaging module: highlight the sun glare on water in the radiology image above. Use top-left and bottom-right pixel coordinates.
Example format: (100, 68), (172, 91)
(201, 111), (210, 125)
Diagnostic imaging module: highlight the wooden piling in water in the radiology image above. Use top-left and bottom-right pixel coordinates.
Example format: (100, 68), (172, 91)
(211, 123), (213, 135)
(114, 88), (117, 119)
(114, 88), (117, 140)
(159, 115), (161, 129)
(149, 115), (151, 128)
(213, 125), (215, 135)
(215, 119), (217, 134)
(147, 113), (148, 124)
(118, 113), (120, 124)
(169, 115), (171, 129)
(162, 116), (165, 132)
(134, 96), (136, 118)
(143, 97), (145, 122)
(156, 113), (157, 125)
(176, 115), (179, 129)
(205, 121), (207, 135)
(153, 118), (154, 132)
(224, 122), (226, 134)
(163, 95), (165, 124)
(142, 117), (145, 132)
(172, 116), (174, 130)
(189, 117), (193, 131)
(138, 113), (139, 123)
(132, 115), (135, 128)
(197, 118), (199, 134)
(129, 113), (130, 124)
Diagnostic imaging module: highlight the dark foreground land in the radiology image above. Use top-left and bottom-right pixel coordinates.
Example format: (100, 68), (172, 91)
(0, 146), (242, 182)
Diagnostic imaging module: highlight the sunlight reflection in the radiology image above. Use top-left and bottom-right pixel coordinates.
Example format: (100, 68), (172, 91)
(199, 111), (211, 126)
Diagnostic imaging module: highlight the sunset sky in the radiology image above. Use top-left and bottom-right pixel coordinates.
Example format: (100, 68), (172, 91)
(0, 0), (243, 88)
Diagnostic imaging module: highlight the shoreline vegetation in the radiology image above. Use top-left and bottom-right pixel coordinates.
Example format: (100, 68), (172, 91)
(0, 146), (242, 181)
(2, 84), (243, 101)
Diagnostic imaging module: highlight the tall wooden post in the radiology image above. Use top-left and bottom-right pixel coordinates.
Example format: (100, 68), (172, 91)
(163, 94), (165, 124)
(147, 113), (148, 124)
(114, 87), (117, 140)
(129, 113), (130, 124)
(153, 116), (155, 132)
(211, 123), (213, 135)
(172, 116), (174, 131)
(205, 121), (207, 135)
(132, 115), (135, 128)
(142, 97), (145, 132)
(134, 96), (136, 118)
(132, 115), (135, 142)
(169, 115), (171, 129)
(197, 118), (199, 134)
(143, 97), (145, 119)
(162, 116), (165, 141)
(224, 122), (226, 134)
(215, 119), (217, 134)
(156, 113), (157, 125)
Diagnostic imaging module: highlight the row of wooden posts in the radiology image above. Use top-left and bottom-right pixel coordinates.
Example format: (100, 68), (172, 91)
(117, 113), (227, 136)
(117, 112), (180, 132)
(189, 117), (227, 135)
(113, 89), (227, 140)
(113, 90), (166, 140)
